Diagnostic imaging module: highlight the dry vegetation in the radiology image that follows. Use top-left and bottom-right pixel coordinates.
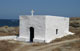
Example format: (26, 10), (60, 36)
(0, 26), (19, 36)
(52, 40), (80, 51)
(0, 40), (20, 51)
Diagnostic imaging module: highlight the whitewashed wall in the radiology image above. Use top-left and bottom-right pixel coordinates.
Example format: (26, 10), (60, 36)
(45, 16), (69, 43)
(19, 15), (46, 42)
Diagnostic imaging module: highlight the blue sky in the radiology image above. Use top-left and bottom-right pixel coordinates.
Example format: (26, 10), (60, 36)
(0, 0), (80, 19)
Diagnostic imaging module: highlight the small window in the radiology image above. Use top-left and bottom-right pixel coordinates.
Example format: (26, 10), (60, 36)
(56, 29), (58, 34)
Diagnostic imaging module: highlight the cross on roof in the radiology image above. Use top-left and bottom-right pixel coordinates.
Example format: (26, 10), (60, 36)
(31, 9), (34, 16)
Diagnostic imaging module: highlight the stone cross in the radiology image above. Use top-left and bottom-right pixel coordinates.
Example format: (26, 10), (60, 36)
(31, 9), (34, 16)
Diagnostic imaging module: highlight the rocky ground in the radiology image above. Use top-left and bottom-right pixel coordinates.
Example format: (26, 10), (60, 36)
(0, 17), (80, 51)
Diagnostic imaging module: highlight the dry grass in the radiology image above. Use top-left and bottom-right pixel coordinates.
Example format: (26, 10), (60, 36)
(0, 26), (19, 36)
(0, 40), (20, 51)
(52, 40), (80, 51)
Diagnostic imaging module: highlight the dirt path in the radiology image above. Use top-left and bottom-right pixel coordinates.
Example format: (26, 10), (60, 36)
(13, 38), (80, 51)
(13, 42), (34, 51)
(14, 44), (25, 51)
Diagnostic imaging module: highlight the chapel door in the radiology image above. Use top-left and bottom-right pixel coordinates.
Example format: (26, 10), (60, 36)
(30, 27), (34, 42)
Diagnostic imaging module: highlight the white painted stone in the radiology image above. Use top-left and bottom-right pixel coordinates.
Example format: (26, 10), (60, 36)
(0, 36), (17, 40)
(18, 15), (70, 43)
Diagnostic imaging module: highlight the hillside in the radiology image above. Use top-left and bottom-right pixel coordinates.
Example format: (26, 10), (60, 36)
(69, 17), (80, 38)
(0, 26), (19, 36)
(69, 17), (80, 34)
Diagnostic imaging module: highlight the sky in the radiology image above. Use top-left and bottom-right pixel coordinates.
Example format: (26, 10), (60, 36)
(0, 0), (80, 19)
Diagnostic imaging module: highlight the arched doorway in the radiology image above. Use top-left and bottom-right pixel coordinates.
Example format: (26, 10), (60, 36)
(30, 27), (34, 42)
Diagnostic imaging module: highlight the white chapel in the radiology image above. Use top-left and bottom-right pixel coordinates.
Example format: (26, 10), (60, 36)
(18, 10), (71, 43)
